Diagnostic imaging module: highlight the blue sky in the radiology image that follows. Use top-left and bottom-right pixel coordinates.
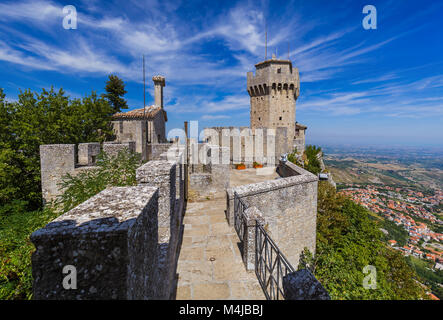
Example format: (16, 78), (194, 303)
(1, 0), (442, 147)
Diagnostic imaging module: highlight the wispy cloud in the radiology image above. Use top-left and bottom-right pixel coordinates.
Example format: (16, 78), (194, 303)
(0, 0), (441, 144)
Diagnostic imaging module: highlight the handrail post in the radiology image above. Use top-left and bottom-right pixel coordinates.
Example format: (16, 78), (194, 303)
(242, 206), (264, 271)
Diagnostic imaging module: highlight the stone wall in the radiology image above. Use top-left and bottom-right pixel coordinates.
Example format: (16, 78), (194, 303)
(188, 144), (230, 198)
(40, 142), (137, 206)
(147, 142), (173, 161)
(78, 143), (100, 166)
(40, 144), (77, 206)
(293, 137), (305, 154)
(31, 186), (160, 299)
(33, 146), (186, 300)
(204, 126), (289, 166)
(227, 160), (318, 268)
(136, 159), (184, 299)
(102, 141), (136, 158)
(111, 120), (147, 160)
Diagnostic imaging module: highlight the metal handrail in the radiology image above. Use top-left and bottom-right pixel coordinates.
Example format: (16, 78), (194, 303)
(233, 191), (295, 300)
(255, 223), (295, 300)
(233, 192), (248, 241)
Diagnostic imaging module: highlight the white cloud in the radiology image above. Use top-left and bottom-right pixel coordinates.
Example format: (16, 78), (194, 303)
(201, 114), (230, 120)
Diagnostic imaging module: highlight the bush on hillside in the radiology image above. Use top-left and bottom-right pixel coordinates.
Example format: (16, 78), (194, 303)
(300, 181), (427, 300)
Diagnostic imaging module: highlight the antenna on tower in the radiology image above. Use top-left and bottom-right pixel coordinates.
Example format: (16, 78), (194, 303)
(143, 55), (146, 118)
(265, 21), (267, 60)
(288, 42), (290, 60)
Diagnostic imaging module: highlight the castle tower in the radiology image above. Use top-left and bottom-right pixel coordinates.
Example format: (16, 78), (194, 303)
(247, 54), (300, 144)
(152, 75), (166, 108)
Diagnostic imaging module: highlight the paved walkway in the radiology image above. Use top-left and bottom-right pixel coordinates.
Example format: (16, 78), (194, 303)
(176, 168), (278, 300)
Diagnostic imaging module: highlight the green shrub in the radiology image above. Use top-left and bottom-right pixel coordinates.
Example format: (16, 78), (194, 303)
(311, 181), (426, 299)
(0, 201), (58, 299)
(287, 144), (322, 175)
(56, 149), (141, 212)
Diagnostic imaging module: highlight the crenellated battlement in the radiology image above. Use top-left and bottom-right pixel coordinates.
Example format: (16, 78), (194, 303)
(247, 55), (301, 144)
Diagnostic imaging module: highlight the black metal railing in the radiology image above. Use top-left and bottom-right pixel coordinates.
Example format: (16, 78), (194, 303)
(233, 192), (247, 241)
(255, 223), (295, 300)
(233, 191), (296, 300)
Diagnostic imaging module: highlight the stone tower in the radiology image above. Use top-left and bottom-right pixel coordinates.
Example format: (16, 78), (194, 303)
(247, 54), (300, 144)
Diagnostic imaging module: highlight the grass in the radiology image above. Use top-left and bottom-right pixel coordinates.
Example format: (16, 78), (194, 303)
(0, 201), (59, 299)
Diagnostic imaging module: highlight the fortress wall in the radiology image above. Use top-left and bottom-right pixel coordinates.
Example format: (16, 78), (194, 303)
(111, 120), (147, 160)
(102, 141), (136, 158)
(136, 160), (183, 299)
(40, 141), (138, 207)
(31, 186), (160, 300)
(188, 144), (230, 198)
(78, 143), (100, 166)
(204, 126), (290, 166)
(293, 138), (305, 154)
(40, 144), (77, 206)
(227, 160), (318, 269)
(147, 142), (173, 161)
(34, 152), (186, 300)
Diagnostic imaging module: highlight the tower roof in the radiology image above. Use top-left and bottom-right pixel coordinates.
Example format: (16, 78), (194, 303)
(112, 105), (167, 122)
(255, 58), (292, 69)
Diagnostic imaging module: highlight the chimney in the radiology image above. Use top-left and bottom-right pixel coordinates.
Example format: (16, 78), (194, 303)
(152, 75), (166, 108)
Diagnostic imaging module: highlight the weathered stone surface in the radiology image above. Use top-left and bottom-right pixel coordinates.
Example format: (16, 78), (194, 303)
(148, 143), (173, 160)
(102, 141), (136, 158)
(136, 160), (182, 299)
(283, 269), (330, 300)
(78, 143), (100, 166)
(242, 206), (265, 270)
(40, 144), (77, 205)
(31, 186), (159, 300)
(247, 58), (300, 146)
(228, 161), (318, 268)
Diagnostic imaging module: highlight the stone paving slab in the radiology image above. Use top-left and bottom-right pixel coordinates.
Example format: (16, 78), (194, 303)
(176, 168), (279, 300)
(176, 198), (265, 300)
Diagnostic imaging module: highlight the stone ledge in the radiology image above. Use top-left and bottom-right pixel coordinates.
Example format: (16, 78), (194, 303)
(243, 206), (265, 227)
(136, 160), (177, 181)
(228, 172), (317, 199)
(31, 186), (158, 239)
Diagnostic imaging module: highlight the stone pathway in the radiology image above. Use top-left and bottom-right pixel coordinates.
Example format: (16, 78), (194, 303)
(175, 197), (265, 300)
(176, 168), (278, 300)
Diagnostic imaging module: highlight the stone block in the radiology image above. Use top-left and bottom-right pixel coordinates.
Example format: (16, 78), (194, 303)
(78, 142), (100, 166)
(31, 186), (159, 300)
(102, 141), (135, 158)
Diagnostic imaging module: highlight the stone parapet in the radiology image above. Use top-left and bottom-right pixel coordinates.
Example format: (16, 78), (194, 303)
(227, 162), (318, 269)
(40, 144), (77, 205)
(31, 186), (159, 300)
(78, 142), (100, 166)
(102, 141), (136, 158)
(135, 160), (180, 299)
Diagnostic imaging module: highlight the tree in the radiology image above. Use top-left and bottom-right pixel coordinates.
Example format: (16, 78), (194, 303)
(287, 144), (322, 175)
(312, 181), (426, 299)
(102, 74), (128, 113)
(0, 87), (115, 209)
